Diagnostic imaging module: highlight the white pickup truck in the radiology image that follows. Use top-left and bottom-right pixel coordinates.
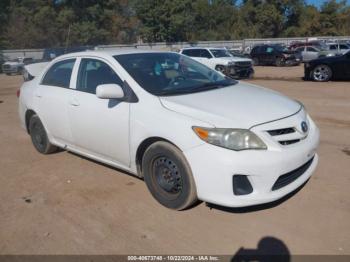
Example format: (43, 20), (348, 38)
(180, 47), (254, 79)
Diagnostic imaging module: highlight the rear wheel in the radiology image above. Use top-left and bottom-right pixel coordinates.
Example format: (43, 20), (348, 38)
(29, 115), (57, 154)
(311, 65), (332, 82)
(252, 58), (259, 66)
(275, 57), (285, 66)
(142, 141), (197, 210)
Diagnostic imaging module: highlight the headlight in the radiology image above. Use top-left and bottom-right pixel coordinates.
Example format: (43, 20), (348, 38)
(193, 127), (267, 151)
(228, 61), (235, 66)
(326, 53), (335, 57)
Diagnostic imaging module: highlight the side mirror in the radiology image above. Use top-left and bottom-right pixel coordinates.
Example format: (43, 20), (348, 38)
(96, 84), (124, 99)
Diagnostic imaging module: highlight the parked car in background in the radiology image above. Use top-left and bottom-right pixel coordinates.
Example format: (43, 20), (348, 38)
(288, 40), (325, 51)
(304, 50), (350, 82)
(325, 43), (350, 54)
(295, 46), (320, 62)
(19, 50), (319, 210)
(228, 49), (251, 58)
(22, 46), (93, 80)
(41, 46), (94, 62)
(180, 47), (254, 79)
(2, 57), (34, 75)
(294, 46), (335, 62)
(250, 44), (301, 66)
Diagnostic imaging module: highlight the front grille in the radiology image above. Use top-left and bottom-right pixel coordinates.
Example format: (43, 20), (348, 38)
(272, 157), (314, 191)
(2, 65), (11, 70)
(268, 127), (295, 136)
(279, 139), (300, 145)
(235, 61), (252, 67)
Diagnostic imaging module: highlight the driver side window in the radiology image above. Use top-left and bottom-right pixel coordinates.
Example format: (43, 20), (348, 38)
(77, 59), (123, 94)
(200, 49), (212, 58)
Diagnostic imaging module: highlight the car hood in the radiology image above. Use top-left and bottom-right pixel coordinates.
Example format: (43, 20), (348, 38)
(309, 54), (343, 64)
(213, 57), (252, 63)
(159, 82), (301, 129)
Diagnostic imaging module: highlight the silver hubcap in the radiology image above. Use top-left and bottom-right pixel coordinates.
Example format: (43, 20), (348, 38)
(313, 66), (330, 81)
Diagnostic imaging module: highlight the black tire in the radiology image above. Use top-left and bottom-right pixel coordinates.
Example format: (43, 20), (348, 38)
(311, 64), (332, 82)
(29, 115), (57, 154)
(275, 57), (285, 67)
(252, 57), (259, 66)
(142, 141), (197, 210)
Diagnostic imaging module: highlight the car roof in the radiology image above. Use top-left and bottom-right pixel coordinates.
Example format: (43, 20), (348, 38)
(55, 49), (173, 60)
(181, 47), (225, 50)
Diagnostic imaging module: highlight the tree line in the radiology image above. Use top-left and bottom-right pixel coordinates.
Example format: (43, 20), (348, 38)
(0, 0), (349, 49)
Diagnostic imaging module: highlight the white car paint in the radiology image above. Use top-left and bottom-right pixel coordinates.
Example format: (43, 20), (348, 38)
(18, 50), (319, 208)
(24, 62), (49, 77)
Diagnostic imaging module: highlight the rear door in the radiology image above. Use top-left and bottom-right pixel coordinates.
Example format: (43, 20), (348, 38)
(264, 46), (275, 64)
(67, 57), (130, 166)
(35, 58), (76, 145)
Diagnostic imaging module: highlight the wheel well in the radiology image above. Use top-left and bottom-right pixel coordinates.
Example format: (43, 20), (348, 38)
(215, 64), (225, 69)
(25, 109), (36, 133)
(135, 137), (178, 177)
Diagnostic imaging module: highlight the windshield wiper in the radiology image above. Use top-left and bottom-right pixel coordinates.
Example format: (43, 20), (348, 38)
(157, 80), (236, 96)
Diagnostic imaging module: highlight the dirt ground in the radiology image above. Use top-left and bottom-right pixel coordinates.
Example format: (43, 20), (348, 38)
(0, 65), (349, 256)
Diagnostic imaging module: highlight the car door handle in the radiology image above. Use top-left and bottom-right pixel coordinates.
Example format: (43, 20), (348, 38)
(69, 98), (80, 106)
(35, 91), (42, 98)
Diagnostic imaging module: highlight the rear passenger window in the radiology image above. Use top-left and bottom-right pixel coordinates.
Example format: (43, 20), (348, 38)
(200, 49), (212, 58)
(77, 58), (123, 94)
(182, 49), (201, 57)
(41, 59), (76, 88)
(266, 47), (274, 53)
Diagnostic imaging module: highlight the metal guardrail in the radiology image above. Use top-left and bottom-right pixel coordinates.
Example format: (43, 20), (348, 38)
(1, 36), (350, 60)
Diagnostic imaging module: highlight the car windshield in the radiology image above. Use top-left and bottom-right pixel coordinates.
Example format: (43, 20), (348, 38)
(114, 52), (237, 96)
(274, 45), (289, 52)
(210, 49), (232, 58)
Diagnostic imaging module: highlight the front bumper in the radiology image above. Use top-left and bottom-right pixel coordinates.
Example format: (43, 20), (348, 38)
(183, 111), (320, 208)
(224, 65), (254, 79)
(2, 66), (19, 74)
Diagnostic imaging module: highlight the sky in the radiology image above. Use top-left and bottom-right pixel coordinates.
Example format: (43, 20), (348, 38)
(307, 0), (350, 7)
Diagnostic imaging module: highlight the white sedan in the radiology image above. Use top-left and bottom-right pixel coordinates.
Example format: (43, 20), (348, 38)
(18, 50), (319, 210)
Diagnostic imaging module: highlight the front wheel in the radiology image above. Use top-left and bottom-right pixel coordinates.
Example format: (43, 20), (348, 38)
(142, 141), (197, 210)
(29, 115), (58, 154)
(275, 57), (285, 67)
(311, 65), (332, 82)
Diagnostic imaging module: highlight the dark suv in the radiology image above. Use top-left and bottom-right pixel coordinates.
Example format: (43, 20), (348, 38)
(250, 44), (301, 66)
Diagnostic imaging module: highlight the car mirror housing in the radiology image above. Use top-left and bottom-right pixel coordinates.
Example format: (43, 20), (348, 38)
(96, 84), (124, 99)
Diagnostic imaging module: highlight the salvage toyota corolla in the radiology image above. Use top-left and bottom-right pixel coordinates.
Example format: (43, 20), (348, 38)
(18, 50), (319, 210)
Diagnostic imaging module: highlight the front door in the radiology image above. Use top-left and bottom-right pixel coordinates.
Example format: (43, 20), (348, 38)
(68, 58), (130, 167)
